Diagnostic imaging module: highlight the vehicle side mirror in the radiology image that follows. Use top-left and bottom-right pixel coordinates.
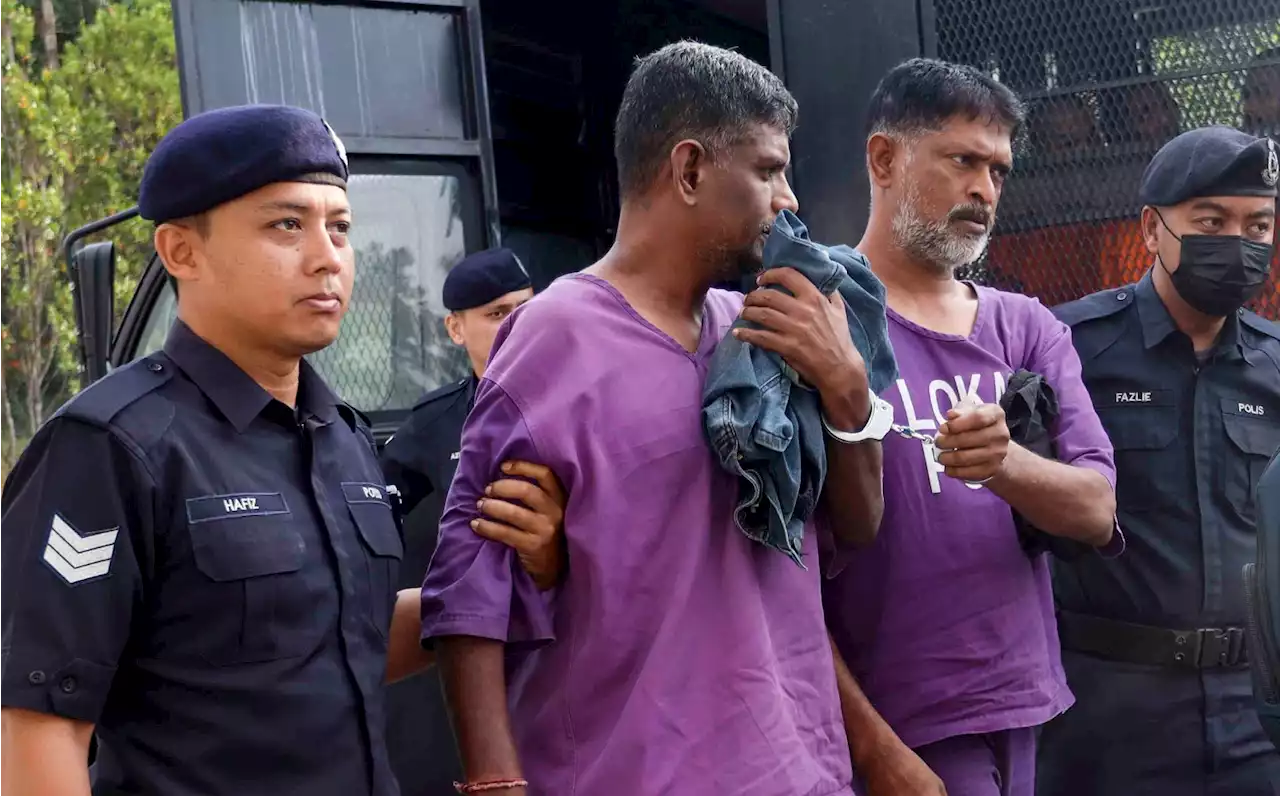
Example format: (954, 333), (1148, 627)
(70, 241), (116, 385)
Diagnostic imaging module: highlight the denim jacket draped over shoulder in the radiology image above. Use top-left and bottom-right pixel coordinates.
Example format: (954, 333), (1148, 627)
(701, 209), (898, 566)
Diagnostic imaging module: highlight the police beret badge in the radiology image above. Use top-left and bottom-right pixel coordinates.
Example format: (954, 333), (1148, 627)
(1265, 139), (1278, 188)
(323, 119), (349, 169)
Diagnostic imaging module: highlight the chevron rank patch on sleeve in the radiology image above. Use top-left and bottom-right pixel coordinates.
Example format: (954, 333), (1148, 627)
(42, 513), (118, 585)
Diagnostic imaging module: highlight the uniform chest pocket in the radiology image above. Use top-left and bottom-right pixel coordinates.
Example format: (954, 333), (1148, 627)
(1097, 395), (1178, 512)
(1222, 405), (1280, 525)
(343, 483), (403, 639)
(186, 493), (312, 665)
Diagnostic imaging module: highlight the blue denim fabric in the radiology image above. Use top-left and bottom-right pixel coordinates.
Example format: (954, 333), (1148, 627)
(702, 209), (898, 566)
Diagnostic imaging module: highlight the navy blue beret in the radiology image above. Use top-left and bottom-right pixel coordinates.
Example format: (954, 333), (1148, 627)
(1139, 125), (1279, 206)
(139, 104), (349, 223)
(442, 248), (531, 311)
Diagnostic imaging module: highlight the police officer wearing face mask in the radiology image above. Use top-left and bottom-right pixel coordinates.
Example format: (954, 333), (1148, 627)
(1039, 126), (1280, 794)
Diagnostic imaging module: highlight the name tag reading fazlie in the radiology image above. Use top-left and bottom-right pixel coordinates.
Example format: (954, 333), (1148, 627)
(186, 492), (290, 524)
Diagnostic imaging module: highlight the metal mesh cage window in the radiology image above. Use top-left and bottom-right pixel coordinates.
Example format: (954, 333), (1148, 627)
(309, 174), (470, 413)
(935, 0), (1280, 319)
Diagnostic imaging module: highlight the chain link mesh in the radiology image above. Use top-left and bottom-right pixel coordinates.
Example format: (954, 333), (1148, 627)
(308, 174), (470, 413)
(935, 1), (1280, 319)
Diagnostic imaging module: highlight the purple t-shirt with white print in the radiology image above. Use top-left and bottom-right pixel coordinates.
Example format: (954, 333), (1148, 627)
(420, 273), (854, 796)
(823, 284), (1120, 751)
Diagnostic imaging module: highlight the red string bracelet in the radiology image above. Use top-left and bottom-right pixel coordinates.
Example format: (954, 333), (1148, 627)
(454, 779), (529, 793)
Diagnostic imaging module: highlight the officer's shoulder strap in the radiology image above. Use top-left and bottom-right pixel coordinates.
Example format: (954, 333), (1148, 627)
(1240, 309), (1280, 343)
(1051, 285), (1135, 328)
(337, 402), (372, 432)
(56, 353), (175, 428)
(410, 377), (472, 414)
(337, 403), (378, 454)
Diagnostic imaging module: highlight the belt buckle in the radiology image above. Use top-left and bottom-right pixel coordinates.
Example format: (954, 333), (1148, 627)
(1195, 627), (1243, 668)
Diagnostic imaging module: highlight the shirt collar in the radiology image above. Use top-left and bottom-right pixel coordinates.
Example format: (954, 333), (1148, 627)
(1133, 270), (1244, 360)
(163, 319), (342, 432)
(1134, 271), (1179, 350)
(465, 372), (479, 409)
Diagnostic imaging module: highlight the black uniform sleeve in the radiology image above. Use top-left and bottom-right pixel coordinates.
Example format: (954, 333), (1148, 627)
(380, 443), (435, 517)
(1, 418), (155, 723)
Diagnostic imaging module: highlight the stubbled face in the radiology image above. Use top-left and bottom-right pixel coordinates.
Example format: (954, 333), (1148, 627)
(889, 116), (1013, 273)
(169, 180), (354, 357)
(695, 124), (799, 281)
(444, 287), (535, 376)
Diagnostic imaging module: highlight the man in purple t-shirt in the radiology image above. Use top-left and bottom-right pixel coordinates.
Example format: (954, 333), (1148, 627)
(420, 42), (889, 796)
(822, 59), (1123, 796)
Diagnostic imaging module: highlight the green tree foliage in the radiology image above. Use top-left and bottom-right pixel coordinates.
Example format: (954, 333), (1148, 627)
(1, 0), (180, 474)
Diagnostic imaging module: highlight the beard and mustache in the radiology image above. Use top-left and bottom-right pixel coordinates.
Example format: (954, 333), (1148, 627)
(703, 178), (993, 283)
(706, 220), (774, 285)
(891, 176), (994, 274)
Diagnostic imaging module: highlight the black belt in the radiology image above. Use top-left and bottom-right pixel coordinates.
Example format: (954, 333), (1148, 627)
(1057, 611), (1249, 670)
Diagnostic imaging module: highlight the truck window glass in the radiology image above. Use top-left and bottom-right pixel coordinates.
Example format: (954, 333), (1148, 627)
(131, 173), (471, 413)
(134, 277), (179, 359)
(312, 173), (470, 411)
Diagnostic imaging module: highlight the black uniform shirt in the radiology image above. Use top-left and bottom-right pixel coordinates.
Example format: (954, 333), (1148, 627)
(1053, 272), (1280, 628)
(381, 375), (477, 534)
(377, 374), (476, 796)
(1044, 274), (1280, 790)
(1, 320), (403, 796)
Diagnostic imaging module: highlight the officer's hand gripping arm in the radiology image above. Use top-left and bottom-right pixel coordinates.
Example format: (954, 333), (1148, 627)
(473, 459), (568, 590)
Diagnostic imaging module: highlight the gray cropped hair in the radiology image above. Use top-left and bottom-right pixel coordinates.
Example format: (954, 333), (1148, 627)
(865, 57), (1025, 143)
(614, 41), (798, 197)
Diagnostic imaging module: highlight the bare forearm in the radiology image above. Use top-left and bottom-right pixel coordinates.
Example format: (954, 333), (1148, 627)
(1, 708), (93, 796)
(820, 388), (884, 546)
(385, 589), (435, 683)
(988, 442), (1115, 545)
(823, 436), (884, 545)
(829, 635), (902, 769)
(438, 636), (525, 789)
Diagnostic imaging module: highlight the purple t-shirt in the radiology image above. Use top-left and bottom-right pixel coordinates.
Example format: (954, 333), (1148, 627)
(823, 285), (1119, 750)
(421, 274), (854, 796)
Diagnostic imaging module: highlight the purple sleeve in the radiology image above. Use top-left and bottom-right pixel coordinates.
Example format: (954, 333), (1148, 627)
(1029, 316), (1126, 558)
(419, 377), (555, 646)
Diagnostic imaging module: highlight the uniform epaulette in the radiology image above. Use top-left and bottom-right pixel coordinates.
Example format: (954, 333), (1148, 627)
(1052, 285), (1136, 328)
(410, 377), (471, 413)
(338, 402), (373, 433)
(54, 354), (174, 427)
(1240, 308), (1280, 342)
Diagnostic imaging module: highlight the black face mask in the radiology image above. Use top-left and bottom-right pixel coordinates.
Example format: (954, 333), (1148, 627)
(1156, 214), (1274, 317)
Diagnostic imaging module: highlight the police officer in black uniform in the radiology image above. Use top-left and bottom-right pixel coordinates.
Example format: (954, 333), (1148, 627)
(381, 248), (534, 538)
(1040, 126), (1280, 795)
(379, 248), (537, 796)
(0, 105), (564, 796)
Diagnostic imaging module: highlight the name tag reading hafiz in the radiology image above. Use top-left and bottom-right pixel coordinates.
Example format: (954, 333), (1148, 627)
(186, 492), (290, 524)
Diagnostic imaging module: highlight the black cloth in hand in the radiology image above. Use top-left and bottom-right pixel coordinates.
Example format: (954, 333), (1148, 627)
(999, 369), (1090, 561)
